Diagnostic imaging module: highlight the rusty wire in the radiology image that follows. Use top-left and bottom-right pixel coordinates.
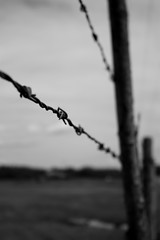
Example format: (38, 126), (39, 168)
(0, 71), (119, 160)
(78, 0), (114, 81)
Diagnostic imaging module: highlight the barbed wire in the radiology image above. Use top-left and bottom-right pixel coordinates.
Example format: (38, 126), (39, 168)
(78, 0), (114, 81)
(0, 71), (119, 160)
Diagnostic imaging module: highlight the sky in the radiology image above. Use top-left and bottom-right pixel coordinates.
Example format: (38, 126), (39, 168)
(0, 0), (160, 169)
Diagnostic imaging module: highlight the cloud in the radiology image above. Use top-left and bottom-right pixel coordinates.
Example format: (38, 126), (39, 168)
(0, 139), (4, 146)
(27, 124), (41, 133)
(0, 139), (34, 149)
(0, 124), (6, 132)
(22, 0), (72, 12)
(0, 0), (73, 14)
(46, 122), (71, 136)
(21, 0), (51, 8)
(26, 122), (72, 135)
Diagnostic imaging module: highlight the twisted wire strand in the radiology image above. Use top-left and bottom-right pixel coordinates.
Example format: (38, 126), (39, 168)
(78, 0), (114, 80)
(0, 71), (119, 160)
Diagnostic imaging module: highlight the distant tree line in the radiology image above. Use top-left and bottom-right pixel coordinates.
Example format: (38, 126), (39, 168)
(0, 166), (122, 181)
(60, 167), (122, 179)
(0, 165), (160, 181)
(0, 166), (46, 181)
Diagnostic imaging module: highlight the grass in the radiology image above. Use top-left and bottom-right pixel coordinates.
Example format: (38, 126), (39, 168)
(0, 178), (158, 240)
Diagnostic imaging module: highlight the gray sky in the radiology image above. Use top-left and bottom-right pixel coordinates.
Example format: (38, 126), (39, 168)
(0, 0), (159, 169)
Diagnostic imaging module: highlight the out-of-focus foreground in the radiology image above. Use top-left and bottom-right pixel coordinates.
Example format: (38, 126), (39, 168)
(0, 179), (159, 240)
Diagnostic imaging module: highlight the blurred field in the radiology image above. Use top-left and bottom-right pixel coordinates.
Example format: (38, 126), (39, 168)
(0, 179), (158, 240)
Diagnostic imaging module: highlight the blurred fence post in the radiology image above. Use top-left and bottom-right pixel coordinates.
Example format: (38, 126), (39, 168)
(142, 137), (157, 240)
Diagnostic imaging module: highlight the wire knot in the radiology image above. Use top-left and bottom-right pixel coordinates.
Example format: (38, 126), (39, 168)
(20, 86), (36, 98)
(75, 125), (83, 136)
(105, 148), (110, 153)
(79, 1), (86, 12)
(57, 107), (68, 125)
(92, 33), (98, 42)
(112, 152), (116, 158)
(98, 144), (104, 150)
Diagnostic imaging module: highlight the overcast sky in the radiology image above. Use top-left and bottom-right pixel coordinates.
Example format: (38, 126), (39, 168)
(0, 0), (159, 169)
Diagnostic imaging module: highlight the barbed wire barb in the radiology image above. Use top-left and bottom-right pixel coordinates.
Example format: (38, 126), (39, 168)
(0, 71), (119, 160)
(78, 0), (114, 81)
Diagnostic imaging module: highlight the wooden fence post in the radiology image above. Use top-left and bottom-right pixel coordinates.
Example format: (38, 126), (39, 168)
(107, 0), (149, 239)
(142, 137), (157, 240)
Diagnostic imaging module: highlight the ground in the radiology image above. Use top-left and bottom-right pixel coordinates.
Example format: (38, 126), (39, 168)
(0, 179), (159, 240)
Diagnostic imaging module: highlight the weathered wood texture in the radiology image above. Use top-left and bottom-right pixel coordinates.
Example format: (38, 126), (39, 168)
(107, 0), (149, 239)
(142, 137), (157, 240)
